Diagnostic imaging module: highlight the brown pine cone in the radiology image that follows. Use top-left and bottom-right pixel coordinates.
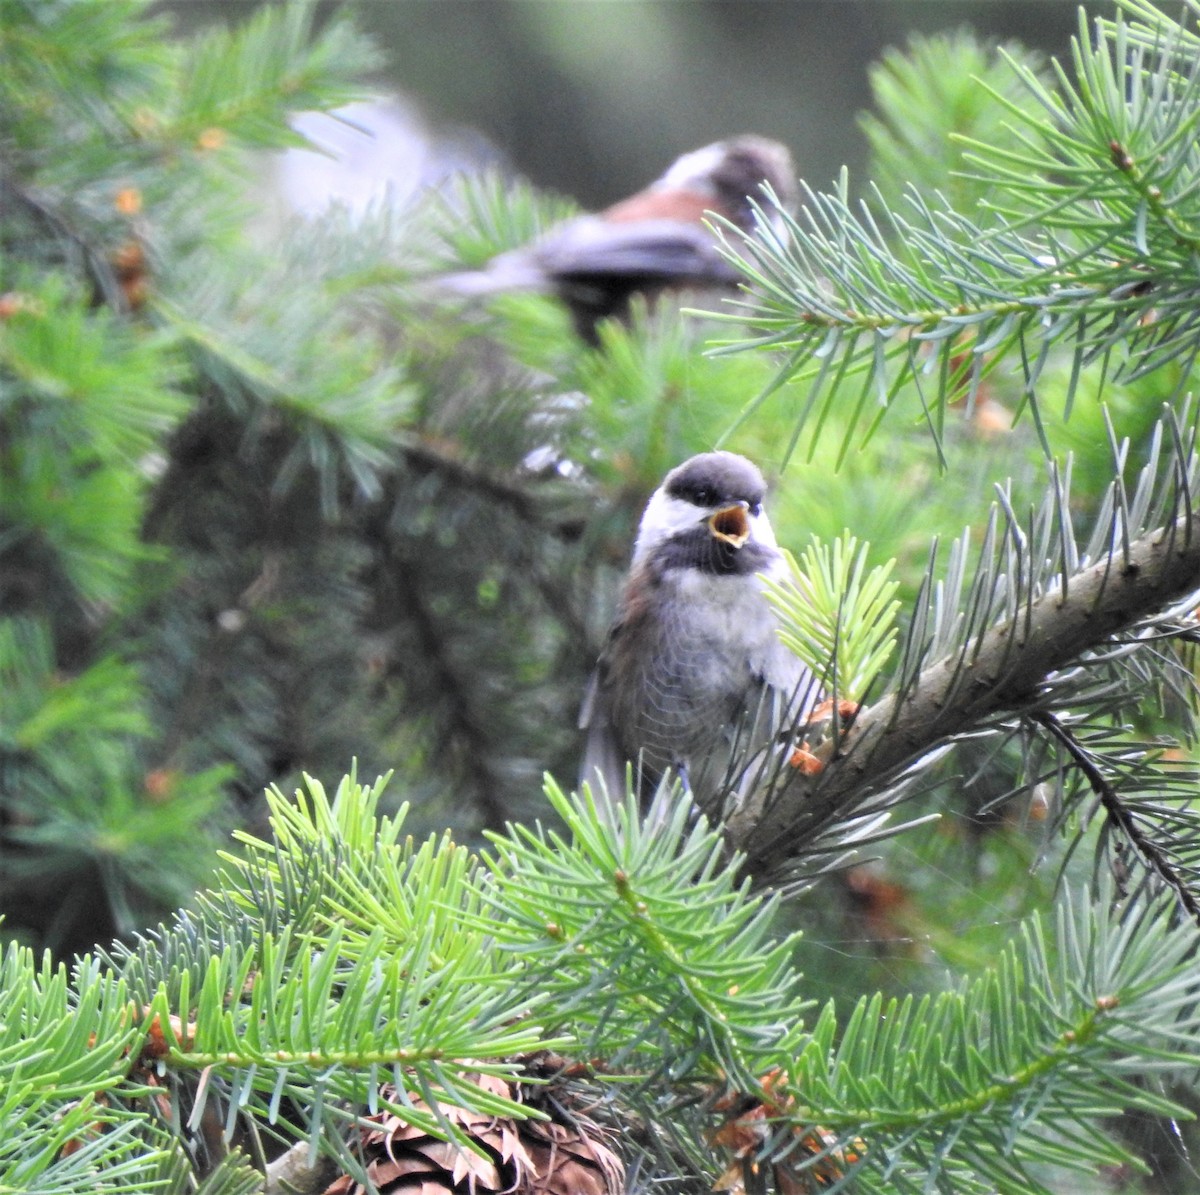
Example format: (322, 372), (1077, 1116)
(323, 1057), (624, 1195)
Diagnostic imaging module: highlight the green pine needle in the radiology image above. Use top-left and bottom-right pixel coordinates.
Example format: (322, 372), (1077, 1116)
(762, 534), (901, 700)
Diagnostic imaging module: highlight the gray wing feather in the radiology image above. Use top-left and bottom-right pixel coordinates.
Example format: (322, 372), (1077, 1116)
(578, 669), (628, 820)
(534, 218), (739, 283)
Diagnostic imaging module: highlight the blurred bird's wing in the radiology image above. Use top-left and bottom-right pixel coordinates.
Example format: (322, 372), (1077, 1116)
(533, 216), (742, 284)
(578, 667), (629, 819)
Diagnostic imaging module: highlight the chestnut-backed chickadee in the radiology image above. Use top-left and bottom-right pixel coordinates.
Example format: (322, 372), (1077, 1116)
(580, 451), (812, 815)
(444, 136), (796, 341)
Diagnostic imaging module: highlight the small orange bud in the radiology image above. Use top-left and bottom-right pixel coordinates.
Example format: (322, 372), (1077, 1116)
(110, 240), (149, 310)
(805, 698), (860, 725)
(1027, 787), (1050, 822)
(141, 1011), (195, 1058)
(114, 187), (142, 215)
(972, 398), (1012, 435)
(143, 768), (178, 802)
(789, 746), (823, 774)
(111, 241), (145, 275)
(196, 127), (226, 151)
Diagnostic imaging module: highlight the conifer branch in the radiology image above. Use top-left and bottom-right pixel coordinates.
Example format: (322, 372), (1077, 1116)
(729, 508), (1200, 875)
(398, 437), (587, 539)
(1032, 710), (1200, 929)
(709, 0), (1200, 461)
(264, 1142), (336, 1195)
(391, 557), (510, 828)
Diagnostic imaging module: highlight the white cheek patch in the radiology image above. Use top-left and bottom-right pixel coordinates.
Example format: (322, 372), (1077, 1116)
(632, 491), (705, 564)
(656, 144), (725, 194)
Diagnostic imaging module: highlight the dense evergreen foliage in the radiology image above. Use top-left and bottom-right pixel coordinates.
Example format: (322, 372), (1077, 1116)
(3, 1), (1200, 1191)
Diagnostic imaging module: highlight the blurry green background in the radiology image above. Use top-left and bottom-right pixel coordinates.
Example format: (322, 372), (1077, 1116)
(156, 0), (1100, 207)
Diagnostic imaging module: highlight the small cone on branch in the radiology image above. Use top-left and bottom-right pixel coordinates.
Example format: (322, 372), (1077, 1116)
(323, 1056), (624, 1195)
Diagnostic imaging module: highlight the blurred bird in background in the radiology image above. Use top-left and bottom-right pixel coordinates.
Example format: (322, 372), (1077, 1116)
(442, 135), (797, 341)
(580, 451), (814, 816)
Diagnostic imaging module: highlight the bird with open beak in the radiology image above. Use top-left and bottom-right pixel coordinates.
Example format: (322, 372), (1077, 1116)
(442, 136), (797, 342)
(580, 451), (812, 815)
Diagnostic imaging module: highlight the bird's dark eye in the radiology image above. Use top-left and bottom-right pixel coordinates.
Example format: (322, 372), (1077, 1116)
(693, 487), (717, 507)
(748, 501), (762, 517)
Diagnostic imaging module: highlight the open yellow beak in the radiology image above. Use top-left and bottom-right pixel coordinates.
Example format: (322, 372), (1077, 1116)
(707, 503), (750, 548)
